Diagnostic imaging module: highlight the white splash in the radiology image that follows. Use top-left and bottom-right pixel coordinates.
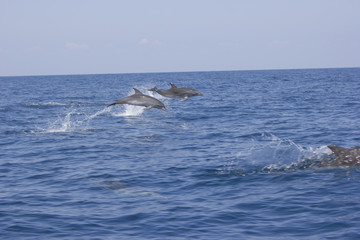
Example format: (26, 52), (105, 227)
(301, 145), (332, 160)
(227, 132), (336, 173)
(244, 132), (304, 167)
(37, 107), (110, 134)
(40, 110), (79, 133)
(111, 105), (145, 117)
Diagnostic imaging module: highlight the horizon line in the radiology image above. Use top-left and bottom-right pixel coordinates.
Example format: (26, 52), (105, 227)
(1, 66), (359, 78)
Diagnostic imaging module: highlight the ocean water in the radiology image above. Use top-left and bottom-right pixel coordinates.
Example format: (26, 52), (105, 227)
(0, 68), (359, 239)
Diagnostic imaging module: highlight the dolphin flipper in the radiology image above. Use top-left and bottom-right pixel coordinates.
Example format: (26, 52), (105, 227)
(181, 96), (189, 102)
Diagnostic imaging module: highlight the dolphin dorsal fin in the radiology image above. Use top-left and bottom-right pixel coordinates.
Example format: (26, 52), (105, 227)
(328, 145), (348, 155)
(170, 82), (178, 88)
(133, 88), (143, 95)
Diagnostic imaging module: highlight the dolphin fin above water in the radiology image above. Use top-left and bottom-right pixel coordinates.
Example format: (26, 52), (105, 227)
(316, 145), (360, 167)
(133, 88), (143, 95)
(328, 145), (360, 166)
(170, 82), (178, 88)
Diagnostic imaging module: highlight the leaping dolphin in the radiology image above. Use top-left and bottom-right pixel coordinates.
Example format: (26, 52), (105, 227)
(107, 88), (167, 111)
(316, 145), (360, 167)
(148, 82), (203, 101)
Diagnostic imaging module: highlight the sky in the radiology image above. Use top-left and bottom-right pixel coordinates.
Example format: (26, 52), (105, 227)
(1, 0), (359, 76)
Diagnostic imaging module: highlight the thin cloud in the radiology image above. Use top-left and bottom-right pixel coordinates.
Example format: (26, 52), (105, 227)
(139, 38), (161, 45)
(65, 42), (89, 50)
(27, 46), (42, 52)
(268, 40), (289, 47)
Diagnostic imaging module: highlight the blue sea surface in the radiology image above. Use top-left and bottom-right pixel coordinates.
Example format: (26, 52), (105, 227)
(0, 68), (359, 239)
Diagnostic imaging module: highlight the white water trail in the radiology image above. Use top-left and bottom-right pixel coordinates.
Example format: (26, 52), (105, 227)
(86, 107), (110, 120)
(37, 107), (110, 134)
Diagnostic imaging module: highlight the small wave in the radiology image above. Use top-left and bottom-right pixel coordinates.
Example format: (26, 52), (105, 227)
(26, 101), (67, 107)
(25, 101), (101, 107)
(4, 130), (40, 135)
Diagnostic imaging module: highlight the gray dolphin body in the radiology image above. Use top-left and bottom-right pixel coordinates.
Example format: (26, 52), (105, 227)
(148, 82), (203, 101)
(108, 88), (167, 111)
(316, 145), (360, 167)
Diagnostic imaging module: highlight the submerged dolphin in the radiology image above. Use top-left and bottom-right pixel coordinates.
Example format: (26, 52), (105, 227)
(88, 178), (165, 198)
(316, 145), (360, 167)
(107, 88), (167, 111)
(94, 180), (130, 190)
(148, 82), (203, 101)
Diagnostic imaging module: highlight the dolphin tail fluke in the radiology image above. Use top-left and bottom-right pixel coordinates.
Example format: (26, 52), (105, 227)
(107, 102), (116, 107)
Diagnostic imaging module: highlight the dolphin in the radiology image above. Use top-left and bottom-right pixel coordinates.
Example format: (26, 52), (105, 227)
(315, 145), (360, 167)
(88, 178), (165, 198)
(107, 88), (167, 111)
(148, 82), (203, 101)
(95, 180), (130, 190)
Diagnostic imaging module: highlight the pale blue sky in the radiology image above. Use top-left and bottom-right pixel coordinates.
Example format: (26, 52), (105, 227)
(1, 0), (359, 76)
